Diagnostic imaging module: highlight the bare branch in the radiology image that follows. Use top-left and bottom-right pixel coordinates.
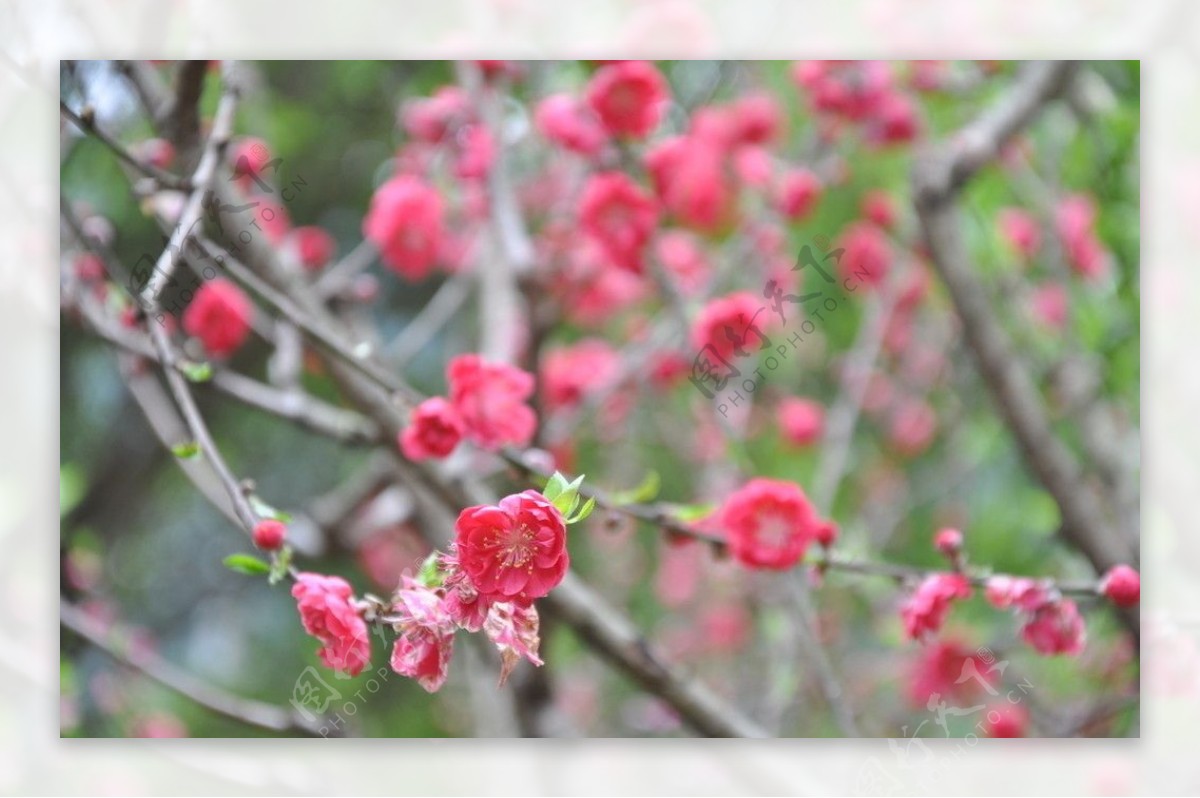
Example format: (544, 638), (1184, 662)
(62, 601), (334, 737)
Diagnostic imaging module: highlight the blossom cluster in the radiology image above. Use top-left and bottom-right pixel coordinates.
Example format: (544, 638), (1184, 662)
(291, 485), (577, 692)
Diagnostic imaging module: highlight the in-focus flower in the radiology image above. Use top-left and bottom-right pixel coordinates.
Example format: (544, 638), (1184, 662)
(399, 397), (465, 460)
(586, 60), (668, 139)
(454, 490), (569, 605)
(363, 175), (445, 280)
(1020, 599), (1086, 656)
(578, 171), (658, 273)
(292, 572), (372, 675)
(1100, 565), (1140, 607)
(719, 478), (823, 570)
(901, 572), (972, 640)
(447, 354), (537, 450)
(389, 579), (455, 692)
(182, 278), (253, 357)
(778, 397), (825, 447)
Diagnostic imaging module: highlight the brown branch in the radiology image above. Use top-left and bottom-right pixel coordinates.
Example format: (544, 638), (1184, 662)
(59, 101), (190, 190)
(910, 61), (1137, 638)
(61, 601), (334, 737)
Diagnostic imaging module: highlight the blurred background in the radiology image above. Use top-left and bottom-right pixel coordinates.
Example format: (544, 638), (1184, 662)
(59, 60), (1139, 739)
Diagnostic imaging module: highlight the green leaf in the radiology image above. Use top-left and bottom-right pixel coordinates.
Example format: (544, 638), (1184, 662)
(566, 496), (596, 524)
(223, 553), (270, 576)
(180, 360), (213, 383)
(609, 471), (661, 506)
(667, 502), (717, 523)
(60, 463), (87, 517)
(417, 550), (445, 588)
(249, 495), (293, 523)
(268, 545), (293, 585)
(171, 441), (200, 459)
(543, 471), (570, 503)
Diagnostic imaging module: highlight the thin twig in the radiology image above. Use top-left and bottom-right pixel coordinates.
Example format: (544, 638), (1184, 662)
(61, 601), (334, 737)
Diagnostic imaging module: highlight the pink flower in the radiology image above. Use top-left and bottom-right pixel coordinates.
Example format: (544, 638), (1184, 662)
(182, 279), (253, 357)
(983, 575), (1050, 612)
(933, 528), (962, 556)
(1055, 194), (1108, 280)
(483, 601), (543, 685)
(861, 190), (897, 229)
(838, 221), (892, 288)
(729, 93), (782, 146)
(733, 146), (773, 188)
(691, 291), (768, 364)
(778, 397), (825, 447)
(901, 573), (972, 640)
(389, 579), (455, 692)
(1030, 282), (1069, 329)
(998, 208), (1041, 260)
(775, 168), (822, 221)
(1020, 599), (1086, 656)
(401, 86), (469, 143)
(541, 339), (621, 412)
(888, 399), (937, 457)
(454, 489), (569, 606)
(535, 94), (608, 156)
(578, 172), (659, 273)
(288, 226), (336, 272)
(453, 124), (494, 180)
(983, 702), (1029, 737)
(586, 60), (668, 139)
(655, 231), (711, 296)
(447, 354), (537, 450)
(720, 478), (822, 570)
(907, 640), (994, 707)
(869, 92), (920, 145)
(231, 137), (273, 178)
(363, 175), (445, 280)
(399, 397), (465, 460)
(646, 135), (735, 232)
(291, 572), (372, 675)
(253, 519), (286, 550)
(1100, 565), (1140, 607)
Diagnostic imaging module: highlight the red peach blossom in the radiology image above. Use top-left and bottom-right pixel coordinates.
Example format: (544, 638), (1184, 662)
(363, 175), (445, 280)
(778, 397), (825, 447)
(1021, 599), (1087, 656)
(389, 579), (455, 692)
(535, 94), (608, 156)
(998, 207), (1042, 260)
(447, 354), (537, 450)
(253, 519), (286, 550)
(691, 291), (770, 364)
(719, 478), (823, 570)
(540, 339), (621, 412)
(775, 168), (822, 221)
(399, 397), (465, 460)
(288, 226), (335, 271)
(983, 702), (1029, 737)
(838, 221), (892, 288)
(292, 572), (372, 675)
(454, 489), (569, 606)
(900, 572), (972, 640)
(1100, 565), (1140, 607)
(578, 172), (658, 273)
(586, 60), (668, 139)
(182, 278), (253, 357)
